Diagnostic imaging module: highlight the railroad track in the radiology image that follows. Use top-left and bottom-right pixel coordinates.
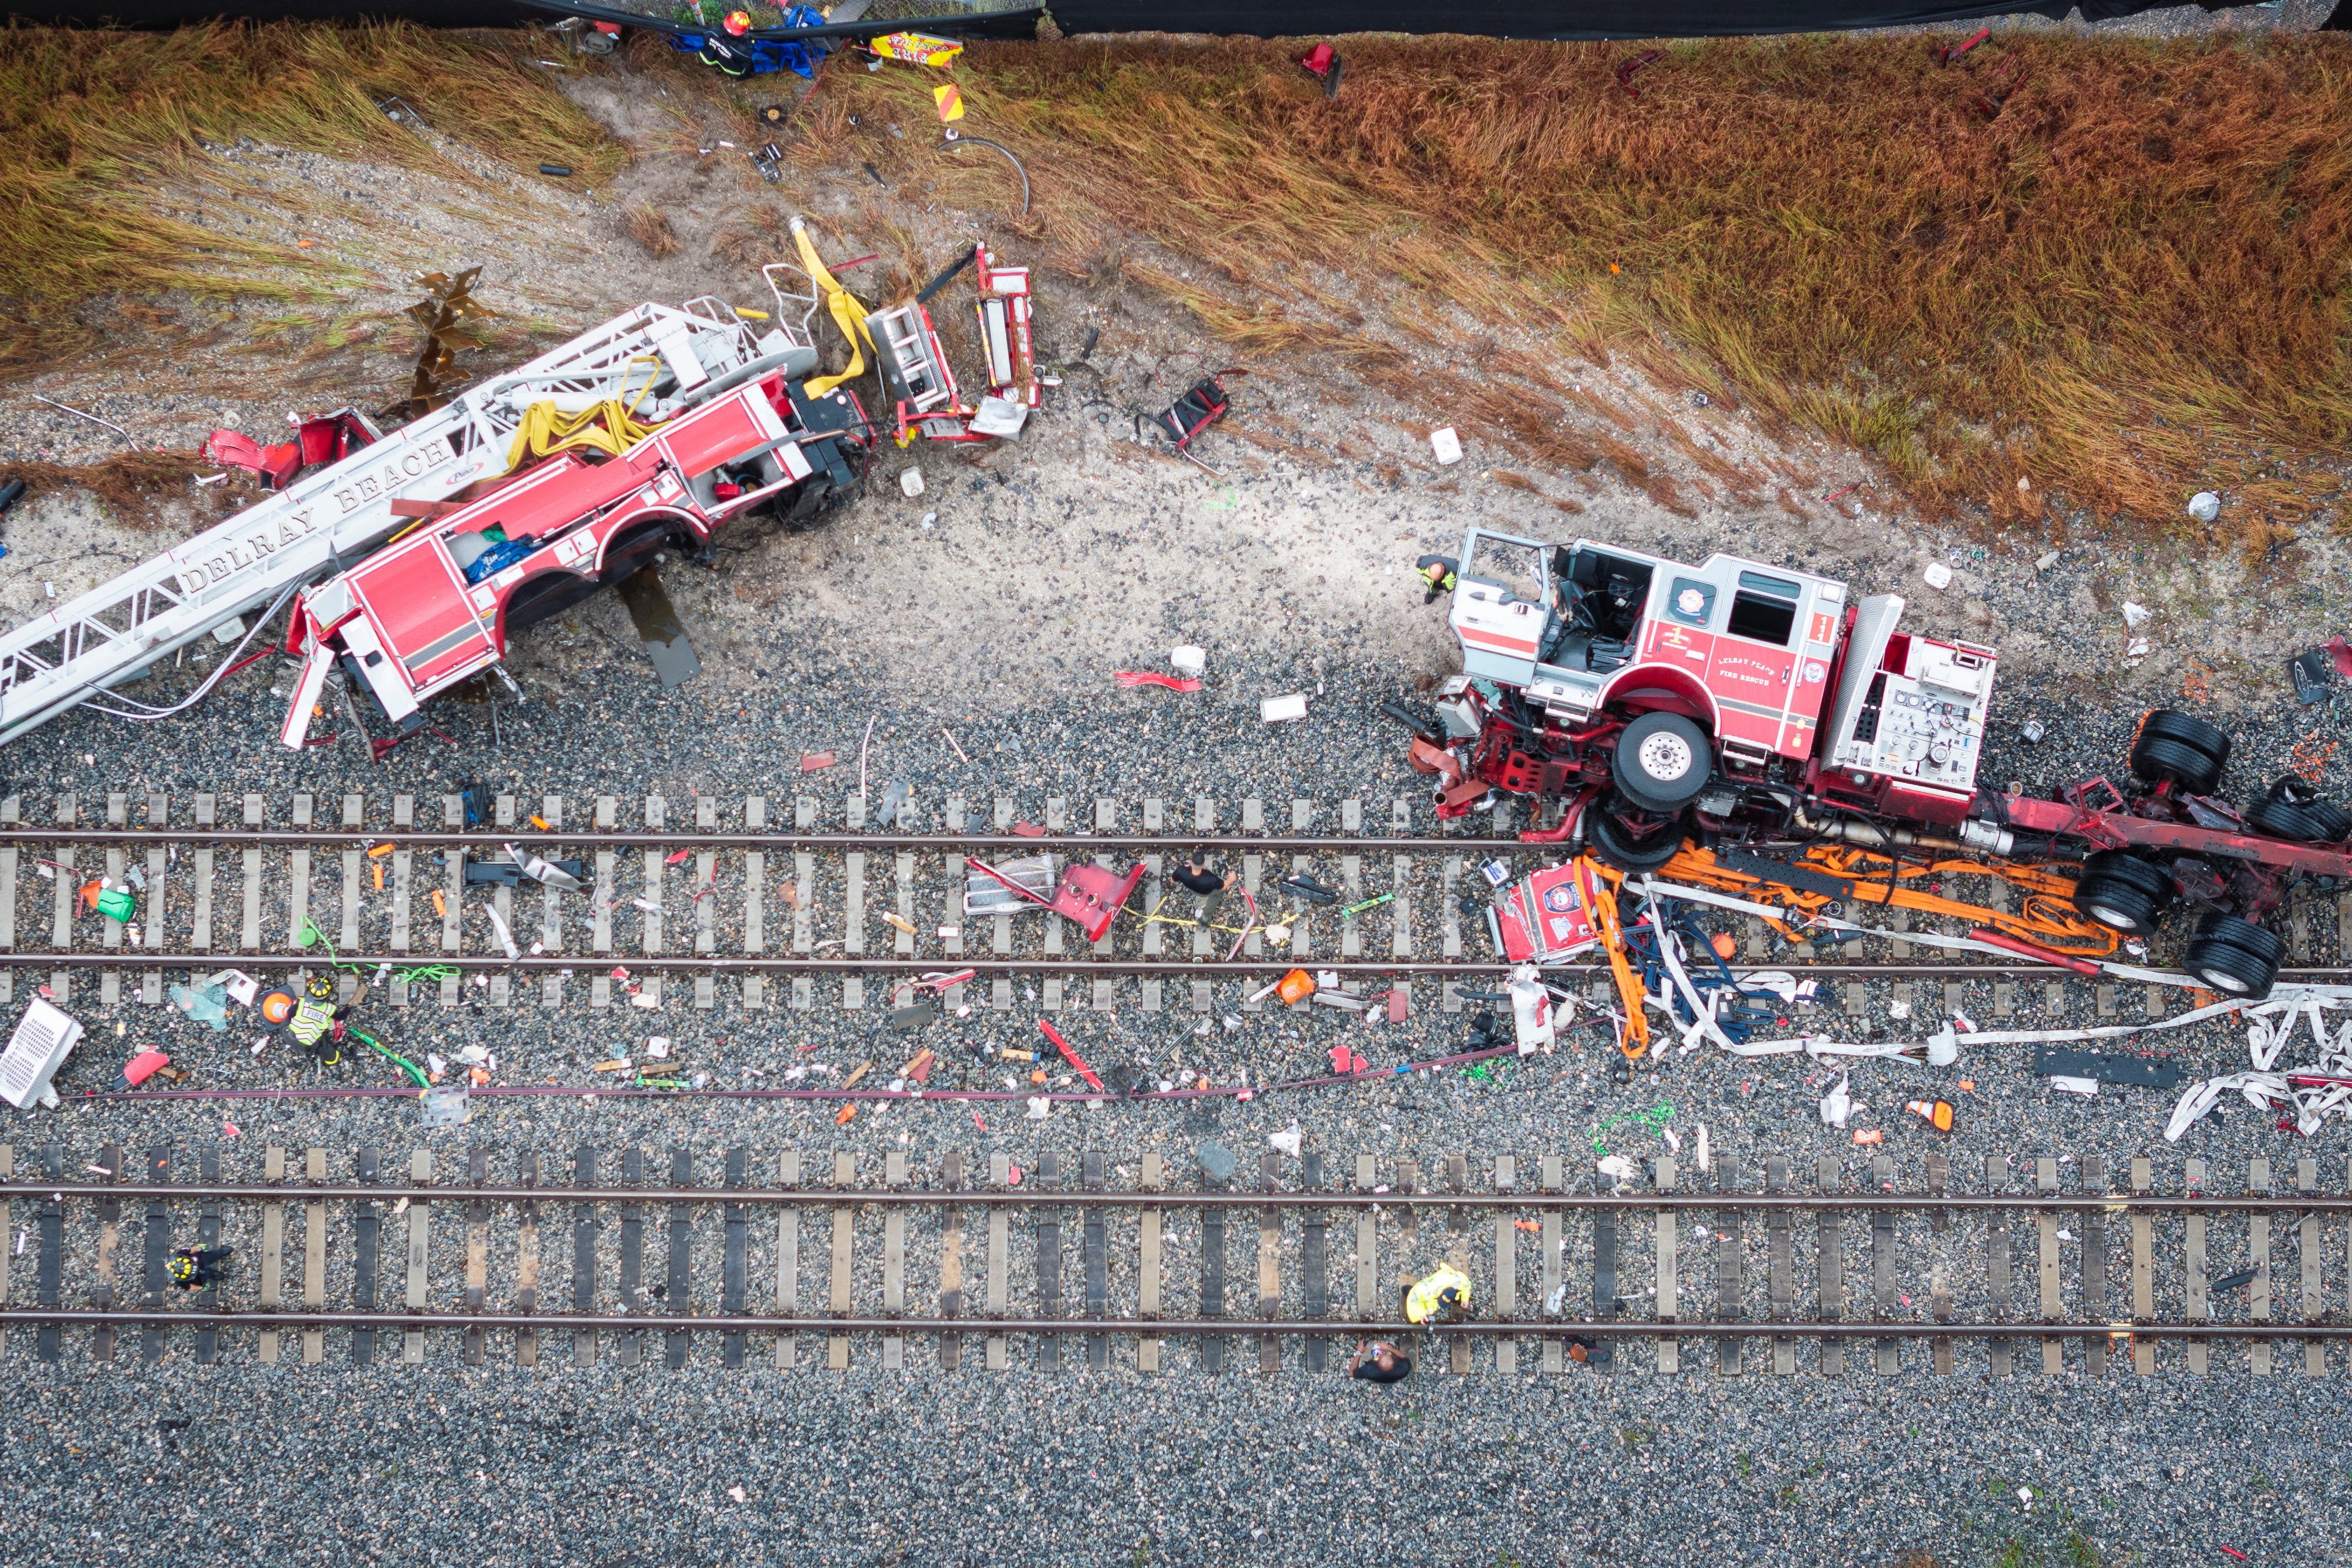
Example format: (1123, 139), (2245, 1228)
(2, 787), (2348, 1031)
(5, 1140), (2348, 1377)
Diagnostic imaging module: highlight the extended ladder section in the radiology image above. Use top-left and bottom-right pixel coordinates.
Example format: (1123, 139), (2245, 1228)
(0, 300), (805, 748)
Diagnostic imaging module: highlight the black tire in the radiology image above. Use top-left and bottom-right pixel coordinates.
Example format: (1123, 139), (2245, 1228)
(1611, 712), (1714, 813)
(2183, 915), (2281, 999)
(2130, 735), (2224, 795)
(2136, 709), (2232, 766)
(2307, 798), (2352, 843)
(2130, 710), (2228, 793)
(2192, 911), (2285, 964)
(1587, 806), (1685, 871)
(2071, 850), (2171, 937)
(2246, 795), (2331, 844)
(2257, 780), (2352, 843)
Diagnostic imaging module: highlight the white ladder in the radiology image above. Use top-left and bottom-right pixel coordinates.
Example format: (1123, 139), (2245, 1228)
(0, 300), (776, 747)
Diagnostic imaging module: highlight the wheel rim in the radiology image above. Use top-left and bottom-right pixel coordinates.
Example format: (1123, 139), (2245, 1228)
(2088, 904), (2138, 930)
(2198, 966), (2250, 994)
(1637, 731), (1695, 784)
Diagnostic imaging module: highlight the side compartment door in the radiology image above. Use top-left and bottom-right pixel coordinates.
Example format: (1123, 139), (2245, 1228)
(348, 540), (496, 699)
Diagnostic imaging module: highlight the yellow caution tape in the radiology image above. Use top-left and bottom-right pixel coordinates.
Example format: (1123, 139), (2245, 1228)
(791, 222), (874, 398)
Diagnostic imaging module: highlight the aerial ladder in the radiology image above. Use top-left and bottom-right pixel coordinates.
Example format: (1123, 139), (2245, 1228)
(0, 284), (819, 749)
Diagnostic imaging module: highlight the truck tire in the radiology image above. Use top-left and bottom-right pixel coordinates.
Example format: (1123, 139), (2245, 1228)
(2246, 795), (2332, 844)
(2251, 780), (2352, 844)
(2070, 850), (2171, 937)
(2129, 736), (2224, 795)
(1587, 807), (1684, 871)
(2129, 710), (2228, 794)
(2182, 913), (2282, 999)
(1612, 712), (1714, 814)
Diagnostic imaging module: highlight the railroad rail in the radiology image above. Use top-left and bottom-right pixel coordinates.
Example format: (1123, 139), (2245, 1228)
(5, 1141), (2348, 1377)
(1, 788), (2347, 1029)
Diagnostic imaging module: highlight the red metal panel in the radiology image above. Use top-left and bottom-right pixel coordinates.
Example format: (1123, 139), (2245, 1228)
(460, 455), (643, 545)
(348, 540), (490, 691)
(655, 393), (770, 477)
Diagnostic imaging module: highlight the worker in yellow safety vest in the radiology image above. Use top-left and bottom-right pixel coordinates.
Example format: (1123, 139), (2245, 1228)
(270, 975), (357, 1067)
(1414, 556), (1459, 605)
(1405, 1262), (1473, 1325)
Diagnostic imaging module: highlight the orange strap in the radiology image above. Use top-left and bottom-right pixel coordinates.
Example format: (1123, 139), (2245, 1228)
(1576, 857), (1651, 1059)
(1654, 843), (2119, 958)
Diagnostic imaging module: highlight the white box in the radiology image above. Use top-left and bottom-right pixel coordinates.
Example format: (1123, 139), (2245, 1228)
(1430, 427), (1463, 465)
(1261, 693), (1309, 723)
(900, 468), (925, 499)
(0, 999), (82, 1109)
(1170, 645), (1206, 676)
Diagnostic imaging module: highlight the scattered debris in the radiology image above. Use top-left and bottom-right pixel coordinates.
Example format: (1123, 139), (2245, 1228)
(1140, 372), (1240, 476)
(1261, 693), (1309, 723)
(1922, 562), (1952, 590)
(2288, 646), (2339, 705)
(1298, 41), (1343, 96)
(2031, 1047), (2185, 1088)
(1818, 1072), (1853, 1129)
(2187, 490), (2221, 522)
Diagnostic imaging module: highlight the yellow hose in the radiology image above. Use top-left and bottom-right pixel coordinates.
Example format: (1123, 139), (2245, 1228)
(792, 221), (874, 397)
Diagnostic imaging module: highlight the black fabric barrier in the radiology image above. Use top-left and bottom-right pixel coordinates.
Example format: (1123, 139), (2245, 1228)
(1050, 0), (2206, 39)
(4, 0), (2306, 41)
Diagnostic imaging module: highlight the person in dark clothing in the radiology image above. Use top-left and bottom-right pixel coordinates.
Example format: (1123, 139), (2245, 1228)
(1174, 855), (1237, 930)
(168, 1245), (233, 1290)
(1348, 1339), (1412, 1383)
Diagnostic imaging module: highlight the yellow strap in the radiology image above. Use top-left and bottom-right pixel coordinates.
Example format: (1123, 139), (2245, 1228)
(793, 224), (874, 397)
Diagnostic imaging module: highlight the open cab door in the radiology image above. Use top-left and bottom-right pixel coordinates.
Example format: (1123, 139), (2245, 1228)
(1448, 527), (1554, 688)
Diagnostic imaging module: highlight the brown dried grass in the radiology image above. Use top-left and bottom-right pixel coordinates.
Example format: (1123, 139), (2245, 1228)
(8, 451), (257, 529)
(818, 32), (2352, 542)
(624, 203), (680, 259)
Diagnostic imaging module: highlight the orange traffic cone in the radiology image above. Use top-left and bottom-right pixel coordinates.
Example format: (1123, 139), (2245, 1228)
(1906, 1099), (1955, 1133)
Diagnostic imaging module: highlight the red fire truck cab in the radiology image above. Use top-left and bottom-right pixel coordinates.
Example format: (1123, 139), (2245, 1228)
(1434, 527), (2005, 865)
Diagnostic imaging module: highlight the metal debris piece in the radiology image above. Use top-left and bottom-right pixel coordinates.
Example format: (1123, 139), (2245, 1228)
(382, 268), (497, 422)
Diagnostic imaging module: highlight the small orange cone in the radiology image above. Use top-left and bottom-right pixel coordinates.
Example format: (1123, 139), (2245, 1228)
(1906, 1098), (1955, 1133)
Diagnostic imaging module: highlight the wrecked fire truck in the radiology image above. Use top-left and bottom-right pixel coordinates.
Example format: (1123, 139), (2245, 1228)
(0, 261), (870, 759)
(1417, 526), (2352, 1001)
(0, 225), (1058, 756)
(273, 264), (869, 757)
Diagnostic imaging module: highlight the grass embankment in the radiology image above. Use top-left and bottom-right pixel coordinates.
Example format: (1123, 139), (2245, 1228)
(0, 20), (625, 379)
(814, 34), (2352, 542)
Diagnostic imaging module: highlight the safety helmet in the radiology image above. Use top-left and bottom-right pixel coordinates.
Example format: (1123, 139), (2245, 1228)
(1439, 1286), (1462, 1306)
(723, 9), (752, 33)
(261, 991), (297, 1024)
(306, 975), (336, 1003)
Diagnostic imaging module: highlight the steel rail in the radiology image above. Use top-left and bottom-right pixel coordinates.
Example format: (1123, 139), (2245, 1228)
(0, 1307), (2336, 1339)
(6, 951), (2309, 982)
(0, 829), (1522, 853)
(15, 1182), (2352, 1213)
